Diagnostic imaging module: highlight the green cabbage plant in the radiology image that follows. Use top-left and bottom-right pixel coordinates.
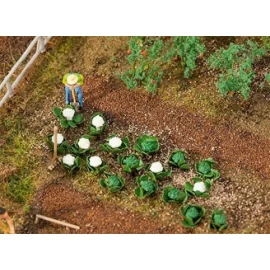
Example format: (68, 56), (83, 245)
(47, 133), (68, 154)
(52, 105), (84, 128)
(99, 135), (130, 154)
(61, 154), (80, 173)
(134, 175), (158, 199)
(184, 177), (212, 198)
(86, 156), (108, 175)
(89, 112), (107, 136)
(69, 135), (95, 155)
(168, 150), (190, 169)
(162, 186), (187, 204)
(195, 158), (220, 181)
(134, 135), (159, 155)
(210, 210), (228, 231)
(180, 204), (206, 228)
(118, 154), (144, 173)
(99, 174), (125, 193)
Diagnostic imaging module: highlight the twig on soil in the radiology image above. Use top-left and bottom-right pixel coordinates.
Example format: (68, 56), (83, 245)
(35, 214), (80, 230)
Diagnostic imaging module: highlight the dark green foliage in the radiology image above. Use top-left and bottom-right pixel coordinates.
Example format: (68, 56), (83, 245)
(99, 174), (125, 193)
(121, 36), (205, 93)
(118, 154), (144, 173)
(121, 37), (164, 93)
(134, 175), (158, 199)
(134, 135), (159, 155)
(162, 186), (187, 203)
(208, 40), (266, 99)
(168, 149), (190, 169)
(164, 36), (206, 78)
(210, 210), (228, 231)
(180, 204), (205, 228)
(195, 158), (220, 181)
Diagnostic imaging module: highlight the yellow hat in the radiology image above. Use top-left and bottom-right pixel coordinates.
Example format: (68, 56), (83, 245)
(67, 74), (78, 85)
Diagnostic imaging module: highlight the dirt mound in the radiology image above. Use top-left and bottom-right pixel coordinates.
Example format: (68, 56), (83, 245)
(83, 77), (270, 179)
(34, 183), (184, 234)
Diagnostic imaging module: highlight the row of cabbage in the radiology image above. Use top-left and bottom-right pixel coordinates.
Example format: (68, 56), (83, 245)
(49, 105), (228, 231)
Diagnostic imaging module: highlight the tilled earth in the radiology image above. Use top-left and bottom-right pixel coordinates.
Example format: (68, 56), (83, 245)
(31, 183), (184, 234)
(84, 77), (270, 179)
(28, 76), (270, 234)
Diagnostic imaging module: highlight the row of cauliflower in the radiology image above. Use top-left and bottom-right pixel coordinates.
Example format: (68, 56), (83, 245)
(48, 107), (228, 231)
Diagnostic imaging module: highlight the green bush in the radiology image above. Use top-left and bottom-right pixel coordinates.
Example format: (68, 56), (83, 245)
(208, 40), (266, 99)
(164, 36), (206, 78)
(121, 37), (164, 93)
(121, 36), (205, 93)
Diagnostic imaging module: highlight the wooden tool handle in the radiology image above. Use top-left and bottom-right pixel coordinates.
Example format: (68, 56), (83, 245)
(53, 126), (58, 160)
(71, 87), (76, 103)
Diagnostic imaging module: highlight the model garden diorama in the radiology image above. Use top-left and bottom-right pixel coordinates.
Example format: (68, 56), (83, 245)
(1, 36), (270, 234)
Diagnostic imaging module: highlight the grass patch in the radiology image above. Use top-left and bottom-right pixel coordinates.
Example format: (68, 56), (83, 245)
(7, 174), (34, 204)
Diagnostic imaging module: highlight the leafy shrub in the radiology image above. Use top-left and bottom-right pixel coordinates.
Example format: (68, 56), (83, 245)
(69, 135), (95, 155)
(208, 40), (266, 99)
(86, 155), (108, 175)
(134, 134), (159, 155)
(210, 210), (228, 231)
(121, 37), (164, 93)
(168, 149), (189, 169)
(100, 135), (130, 154)
(195, 158), (220, 181)
(134, 174), (158, 199)
(146, 161), (172, 180)
(99, 174), (125, 193)
(184, 177), (212, 198)
(47, 133), (68, 154)
(118, 154), (144, 173)
(89, 112), (107, 136)
(62, 154), (80, 172)
(162, 186), (187, 204)
(180, 204), (206, 229)
(52, 105), (84, 128)
(164, 36), (206, 78)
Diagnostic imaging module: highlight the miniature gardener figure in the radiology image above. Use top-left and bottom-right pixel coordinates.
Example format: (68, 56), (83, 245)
(62, 72), (84, 110)
(0, 207), (15, 234)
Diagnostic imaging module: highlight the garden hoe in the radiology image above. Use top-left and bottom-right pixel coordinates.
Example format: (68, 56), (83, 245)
(48, 126), (61, 171)
(70, 87), (80, 111)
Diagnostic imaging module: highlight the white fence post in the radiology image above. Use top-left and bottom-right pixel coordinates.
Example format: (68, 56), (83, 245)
(0, 36), (52, 108)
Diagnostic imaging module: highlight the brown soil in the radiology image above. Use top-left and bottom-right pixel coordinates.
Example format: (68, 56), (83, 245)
(32, 182), (184, 234)
(83, 77), (270, 179)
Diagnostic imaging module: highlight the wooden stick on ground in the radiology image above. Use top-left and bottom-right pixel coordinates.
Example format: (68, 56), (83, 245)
(48, 126), (59, 171)
(35, 214), (80, 230)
